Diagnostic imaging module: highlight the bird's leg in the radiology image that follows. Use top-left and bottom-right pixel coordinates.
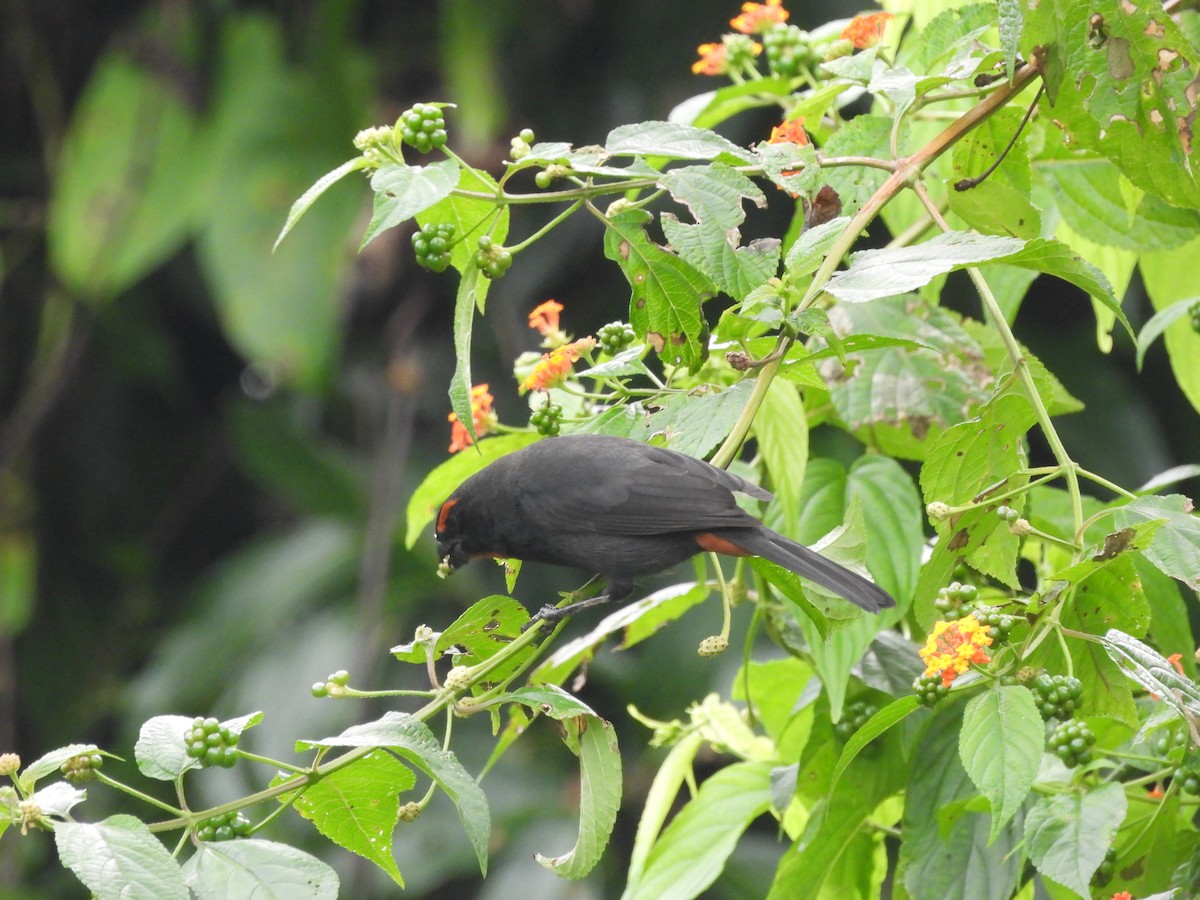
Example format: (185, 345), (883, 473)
(527, 578), (633, 628)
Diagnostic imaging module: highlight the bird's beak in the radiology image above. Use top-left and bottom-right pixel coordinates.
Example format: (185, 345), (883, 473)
(436, 541), (468, 577)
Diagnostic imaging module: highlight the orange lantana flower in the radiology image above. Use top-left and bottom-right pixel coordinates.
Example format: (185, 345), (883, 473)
(528, 299), (563, 336)
(919, 616), (993, 687)
(520, 338), (596, 393)
(448, 384), (495, 453)
(693, 42), (728, 76)
(730, 0), (788, 34)
(841, 12), (892, 49)
(1109, 893), (1133, 900)
(768, 118), (809, 146)
(1168, 652), (1185, 675)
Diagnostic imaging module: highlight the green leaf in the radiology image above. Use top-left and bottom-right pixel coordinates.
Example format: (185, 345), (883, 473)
(818, 115), (896, 217)
(947, 108), (1041, 239)
(829, 695), (921, 794)
(448, 264), (489, 445)
(732, 656), (815, 758)
(959, 685), (1043, 843)
(1113, 494), (1200, 590)
(1025, 0), (1200, 209)
(1136, 296), (1200, 370)
(416, 165), (509, 273)
(360, 159), (460, 249)
(825, 232), (1027, 303)
(1101, 628), (1200, 719)
(998, 0), (1022, 80)
(847, 455), (923, 605)
(1039, 151), (1200, 252)
(299, 712), (490, 875)
(605, 121), (756, 164)
(1024, 784), (1127, 896)
(196, 15), (368, 387)
(669, 78), (797, 130)
(181, 839), (339, 899)
(1141, 238), (1200, 413)
(783, 216), (851, 277)
(755, 379), (808, 529)
(603, 209), (714, 372)
(405, 432), (541, 549)
(55, 815), (188, 900)
(901, 703), (1025, 900)
(659, 164), (780, 300)
(274, 156), (371, 250)
(921, 393), (1036, 587)
(627, 732), (704, 886)
(638, 380), (754, 458)
(134, 715), (201, 781)
(275, 750), (412, 887)
(500, 684), (600, 720)
(48, 53), (199, 302)
(621, 761), (773, 900)
(535, 716), (622, 879)
(392, 595), (530, 665)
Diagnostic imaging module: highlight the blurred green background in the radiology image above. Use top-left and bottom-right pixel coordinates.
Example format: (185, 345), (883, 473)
(1, 1), (1195, 896)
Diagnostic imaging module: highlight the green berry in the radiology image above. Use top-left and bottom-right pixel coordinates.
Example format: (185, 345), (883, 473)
(1189, 300), (1200, 333)
(597, 321), (636, 355)
(762, 24), (813, 78)
(519, 128), (535, 143)
(530, 403), (563, 436)
(1093, 847), (1116, 885)
(412, 223), (456, 273)
(1032, 673), (1084, 720)
(60, 752), (104, 784)
(913, 672), (949, 708)
(184, 716), (240, 767)
(535, 170), (554, 189)
(1048, 719), (1096, 767)
(398, 103), (448, 153)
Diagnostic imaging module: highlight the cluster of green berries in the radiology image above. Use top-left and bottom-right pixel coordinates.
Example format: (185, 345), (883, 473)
(412, 223), (456, 273)
(530, 403), (563, 436)
(1031, 673), (1084, 720)
(473, 236), (513, 279)
(1190, 300), (1200, 333)
(597, 321), (636, 355)
(1151, 724), (1189, 758)
(1048, 719), (1096, 767)
(934, 583), (1019, 641)
(762, 25), (816, 78)
(913, 672), (950, 708)
(196, 810), (253, 842)
(510, 127), (535, 160)
(995, 504), (1021, 523)
(311, 669), (350, 698)
(184, 718), (240, 769)
(60, 752), (104, 784)
(1174, 757), (1200, 795)
(834, 699), (880, 741)
(398, 103), (448, 154)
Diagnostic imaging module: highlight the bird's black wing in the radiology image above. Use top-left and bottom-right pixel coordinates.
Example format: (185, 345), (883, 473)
(513, 436), (771, 536)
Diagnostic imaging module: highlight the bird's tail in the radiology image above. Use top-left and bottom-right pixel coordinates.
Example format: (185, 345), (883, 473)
(708, 526), (896, 613)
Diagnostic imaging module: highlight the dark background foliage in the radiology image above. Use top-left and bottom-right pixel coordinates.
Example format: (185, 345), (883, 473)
(1, 1), (1193, 896)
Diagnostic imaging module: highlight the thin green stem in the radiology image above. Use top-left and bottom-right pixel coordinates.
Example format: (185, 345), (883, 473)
(92, 772), (185, 817)
(506, 199), (584, 253)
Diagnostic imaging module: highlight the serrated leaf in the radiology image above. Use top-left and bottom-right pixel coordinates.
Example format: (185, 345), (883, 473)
(274, 157), (370, 250)
(668, 78), (796, 130)
(1024, 784), (1127, 896)
(135, 715), (201, 781)
(783, 216), (850, 277)
(1112, 494), (1200, 590)
(1141, 238), (1200, 414)
(948, 108), (1040, 239)
(659, 164), (780, 300)
(55, 815), (188, 900)
(959, 686), (1043, 843)
(605, 121), (755, 164)
(755, 379), (807, 529)
(182, 838), (339, 899)
(825, 232), (1027, 303)
(416, 165), (509, 273)
(299, 712), (490, 875)
(603, 209), (714, 372)
(638, 380), (754, 458)
(405, 432), (541, 550)
(276, 749), (413, 887)
(392, 595), (530, 666)
(1101, 628), (1200, 718)
(997, 0), (1022, 80)
(622, 761), (773, 900)
(32, 782), (87, 819)
(535, 715), (622, 879)
(818, 115), (896, 217)
(360, 159), (460, 249)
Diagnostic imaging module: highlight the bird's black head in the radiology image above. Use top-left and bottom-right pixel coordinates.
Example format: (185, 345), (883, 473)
(435, 496), (471, 572)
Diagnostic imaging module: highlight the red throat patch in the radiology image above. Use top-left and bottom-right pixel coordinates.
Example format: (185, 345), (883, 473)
(436, 498), (459, 535)
(694, 532), (753, 557)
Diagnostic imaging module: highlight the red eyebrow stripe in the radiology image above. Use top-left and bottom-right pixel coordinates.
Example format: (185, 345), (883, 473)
(436, 498), (459, 534)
